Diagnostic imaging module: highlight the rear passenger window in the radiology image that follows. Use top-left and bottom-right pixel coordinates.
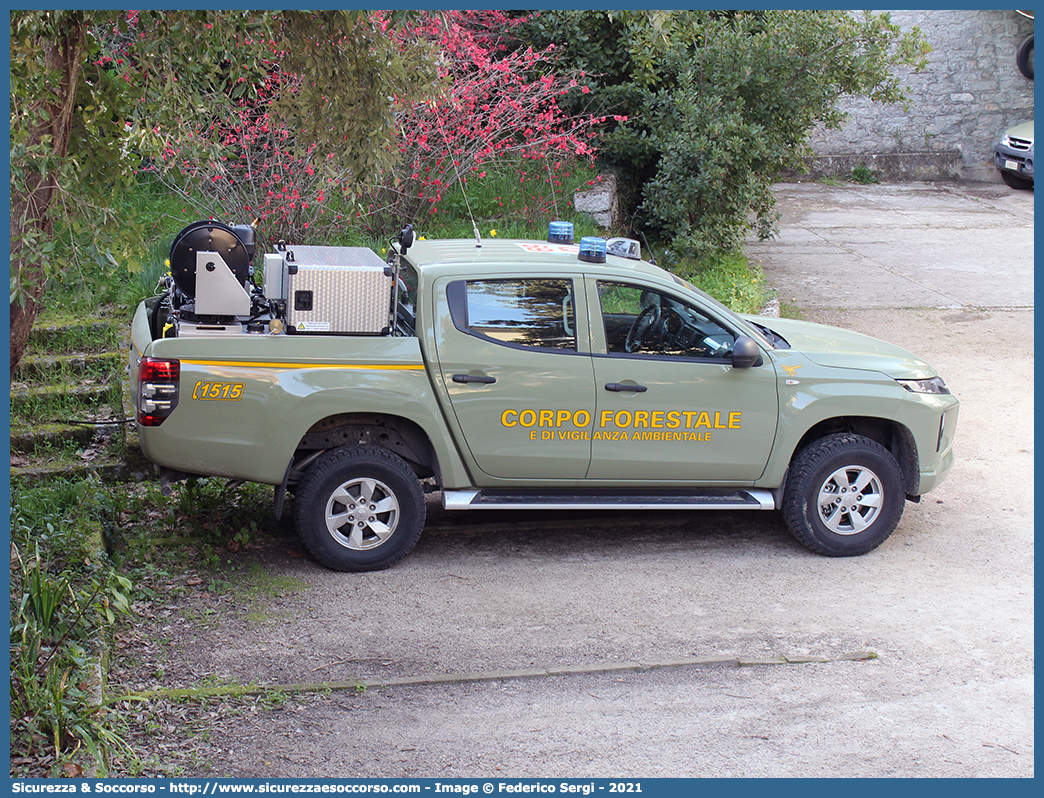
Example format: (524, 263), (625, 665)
(461, 279), (576, 351)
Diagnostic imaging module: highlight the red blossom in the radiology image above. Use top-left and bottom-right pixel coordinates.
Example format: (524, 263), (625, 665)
(150, 10), (606, 243)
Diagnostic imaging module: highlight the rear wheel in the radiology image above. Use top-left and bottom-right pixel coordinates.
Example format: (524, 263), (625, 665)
(295, 446), (425, 571)
(782, 433), (905, 557)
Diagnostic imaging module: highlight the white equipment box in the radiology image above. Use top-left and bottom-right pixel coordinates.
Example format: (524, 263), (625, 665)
(275, 246), (393, 335)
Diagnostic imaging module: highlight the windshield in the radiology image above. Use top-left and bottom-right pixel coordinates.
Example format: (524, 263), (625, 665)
(671, 274), (776, 350)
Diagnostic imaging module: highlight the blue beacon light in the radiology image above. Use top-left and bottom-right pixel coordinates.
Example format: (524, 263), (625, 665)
(578, 236), (607, 263)
(547, 221), (574, 244)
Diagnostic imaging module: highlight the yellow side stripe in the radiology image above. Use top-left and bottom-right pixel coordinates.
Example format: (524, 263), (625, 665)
(181, 359), (425, 371)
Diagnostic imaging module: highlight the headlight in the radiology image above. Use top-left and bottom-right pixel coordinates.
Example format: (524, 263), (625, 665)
(897, 376), (950, 395)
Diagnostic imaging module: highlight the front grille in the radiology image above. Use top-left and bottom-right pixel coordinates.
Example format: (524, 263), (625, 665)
(1007, 136), (1032, 151)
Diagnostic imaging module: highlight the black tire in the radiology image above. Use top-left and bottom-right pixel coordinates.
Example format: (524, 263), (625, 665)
(1000, 169), (1034, 190)
(295, 446), (426, 572)
(782, 433), (905, 557)
(1016, 34), (1034, 80)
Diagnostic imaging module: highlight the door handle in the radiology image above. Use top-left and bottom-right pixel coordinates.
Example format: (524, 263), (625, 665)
(453, 374), (497, 384)
(604, 382), (647, 393)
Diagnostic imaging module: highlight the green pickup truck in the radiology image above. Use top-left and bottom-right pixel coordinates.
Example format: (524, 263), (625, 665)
(130, 221), (958, 571)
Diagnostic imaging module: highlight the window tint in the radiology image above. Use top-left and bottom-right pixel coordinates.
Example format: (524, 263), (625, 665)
(465, 279), (576, 351)
(598, 281), (735, 359)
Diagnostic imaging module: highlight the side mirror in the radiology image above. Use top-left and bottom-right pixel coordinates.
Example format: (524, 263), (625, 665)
(732, 335), (764, 369)
(398, 224), (415, 254)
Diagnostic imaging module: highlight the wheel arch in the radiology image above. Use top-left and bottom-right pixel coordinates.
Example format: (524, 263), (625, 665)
(788, 416), (919, 496)
(290, 412), (441, 484)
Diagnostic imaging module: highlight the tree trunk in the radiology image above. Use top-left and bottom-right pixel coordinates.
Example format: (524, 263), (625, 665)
(9, 273), (44, 376)
(9, 14), (85, 373)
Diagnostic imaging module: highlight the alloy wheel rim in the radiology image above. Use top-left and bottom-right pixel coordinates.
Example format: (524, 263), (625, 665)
(816, 464), (884, 535)
(325, 477), (400, 550)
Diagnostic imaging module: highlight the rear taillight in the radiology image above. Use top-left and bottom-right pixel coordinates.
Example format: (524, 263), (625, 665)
(138, 357), (180, 426)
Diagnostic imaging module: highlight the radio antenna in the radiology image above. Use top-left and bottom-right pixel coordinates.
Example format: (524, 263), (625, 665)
(638, 229), (657, 265)
(434, 110), (482, 247)
(455, 163), (481, 248)
(544, 157), (561, 220)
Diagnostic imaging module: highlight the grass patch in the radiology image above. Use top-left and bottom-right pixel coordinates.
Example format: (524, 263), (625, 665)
(849, 163), (880, 184)
(237, 563), (310, 625)
(24, 313), (121, 357)
(44, 179), (190, 316)
(10, 479), (137, 776)
(414, 158), (603, 236)
(8, 473), (297, 775)
(12, 313), (127, 464)
(674, 252), (769, 315)
(12, 381), (122, 422)
(10, 430), (125, 470)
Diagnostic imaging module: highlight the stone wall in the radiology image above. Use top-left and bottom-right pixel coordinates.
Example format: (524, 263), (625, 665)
(808, 9), (1034, 182)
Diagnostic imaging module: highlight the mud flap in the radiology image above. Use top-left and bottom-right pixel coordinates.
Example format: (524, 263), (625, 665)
(274, 458), (293, 520)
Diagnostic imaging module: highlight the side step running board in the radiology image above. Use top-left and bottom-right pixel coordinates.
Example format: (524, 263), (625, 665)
(443, 488), (775, 512)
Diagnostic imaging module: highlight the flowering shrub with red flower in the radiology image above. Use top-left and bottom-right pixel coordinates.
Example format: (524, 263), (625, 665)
(153, 10), (611, 246)
(357, 10), (610, 236)
(154, 67), (354, 245)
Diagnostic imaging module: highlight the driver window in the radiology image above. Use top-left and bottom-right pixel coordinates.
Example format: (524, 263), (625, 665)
(597, 281), (735, 359)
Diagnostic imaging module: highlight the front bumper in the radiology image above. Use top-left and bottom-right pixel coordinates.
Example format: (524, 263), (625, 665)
(994, 143), (1034, 179)
(893, 390), (959, 497)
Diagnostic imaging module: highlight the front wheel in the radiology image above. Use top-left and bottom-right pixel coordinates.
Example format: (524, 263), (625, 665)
(1000, 169), (1034, 190)
(295, 446), (426, 571)
(782, 434), (905, 557)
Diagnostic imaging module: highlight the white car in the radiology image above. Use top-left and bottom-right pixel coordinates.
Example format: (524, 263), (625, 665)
(994, 121), (1034, 189)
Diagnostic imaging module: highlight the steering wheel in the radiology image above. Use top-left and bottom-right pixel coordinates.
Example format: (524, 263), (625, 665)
(625, 304), (662, 352)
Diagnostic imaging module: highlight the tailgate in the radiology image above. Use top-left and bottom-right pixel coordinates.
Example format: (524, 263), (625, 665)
(129, 300), (156, 405)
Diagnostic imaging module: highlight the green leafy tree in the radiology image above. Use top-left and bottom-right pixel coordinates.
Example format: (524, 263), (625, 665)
(518, 10), (930, 261)
(9, 10), (436, 371)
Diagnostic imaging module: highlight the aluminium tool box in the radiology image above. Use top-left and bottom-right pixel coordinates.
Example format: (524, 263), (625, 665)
(273, 245), (394, 335)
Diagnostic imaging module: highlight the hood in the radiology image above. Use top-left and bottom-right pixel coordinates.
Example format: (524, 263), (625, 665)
(749, 316), (938, 380)
(1004, 121), (1034, 143)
